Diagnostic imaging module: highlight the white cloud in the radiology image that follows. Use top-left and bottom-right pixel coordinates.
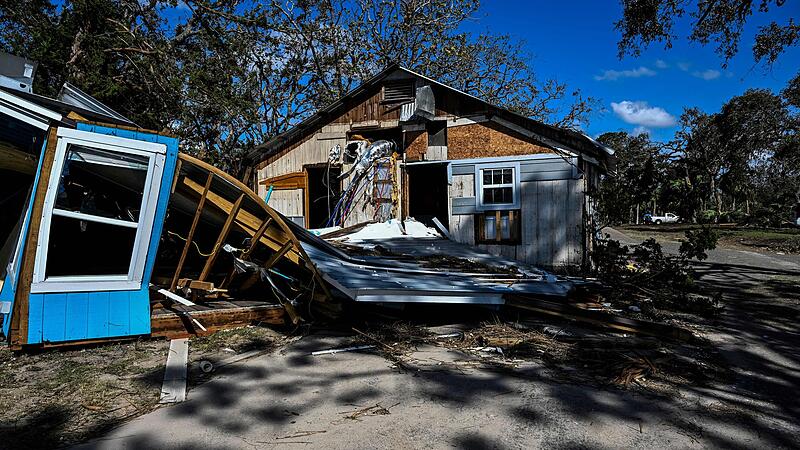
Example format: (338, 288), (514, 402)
(631, 126), (650, 136)
(692, 69), (721, 80)
(654, 59), (668, 69)
(611, 101), (677, 128)
(677, 62), (691, 71)
(594, 66), (657, 81)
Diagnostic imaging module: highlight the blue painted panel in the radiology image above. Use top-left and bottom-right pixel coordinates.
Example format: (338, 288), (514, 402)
(65, 292), (89, 341)
(24, 123), (182, 343)
(86, 292), (110, 338)
(27, 294), (45, 344)
(129, 291), (150, 335)
(108, 291), (131, 336)
(41, 293), (67, 343)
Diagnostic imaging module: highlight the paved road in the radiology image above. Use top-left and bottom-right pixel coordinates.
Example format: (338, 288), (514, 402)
(75, 229), (800, 449)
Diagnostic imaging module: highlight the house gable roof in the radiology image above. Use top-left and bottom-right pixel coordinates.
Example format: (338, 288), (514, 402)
(248, 65), (615, 171)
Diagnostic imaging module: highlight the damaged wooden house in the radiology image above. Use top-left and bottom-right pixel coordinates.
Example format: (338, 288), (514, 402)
(246, 64), (615, 269)
(0, 53), (328, 349)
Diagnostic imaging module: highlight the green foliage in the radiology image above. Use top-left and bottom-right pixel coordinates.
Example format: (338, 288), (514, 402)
(592, 228), (720, 316)
(596, 131), (663, 225)
(597, 73), (799, 228)
(615, 0), (798, 67)
(680, 226), (719, 261)
(0, 0), (598, 175)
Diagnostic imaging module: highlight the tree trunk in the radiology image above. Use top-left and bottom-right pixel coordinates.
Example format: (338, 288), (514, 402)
(710, 175), (722, 223)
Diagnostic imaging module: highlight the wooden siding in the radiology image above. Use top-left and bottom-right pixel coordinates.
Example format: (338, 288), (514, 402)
(449, 170), (584, 268)
(23, 123), (179, 345)
(447, 121), (553, 160)
(268, 188), (304, 218)
(331, 90), (402, 124)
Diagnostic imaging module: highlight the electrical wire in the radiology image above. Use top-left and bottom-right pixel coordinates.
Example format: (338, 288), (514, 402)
(167, 230), (218, 257)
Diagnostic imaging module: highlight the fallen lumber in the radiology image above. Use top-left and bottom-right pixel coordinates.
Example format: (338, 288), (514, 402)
(160, 338), (189, 404)
(505, 296), (694, 342)
(151, 304), (285, 339)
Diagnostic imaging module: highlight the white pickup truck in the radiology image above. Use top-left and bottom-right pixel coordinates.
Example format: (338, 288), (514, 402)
(648, 213), (680, 224)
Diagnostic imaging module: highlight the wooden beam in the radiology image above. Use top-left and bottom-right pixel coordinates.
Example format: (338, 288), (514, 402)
(259, 171), (308, 189)
(0, 143), (38, 175)
(199, 193), (244, 281)
(219, 217), (273, 289)
(150, 304), (285, 339)
(171, 172), (213, 291)
(303, 167), (310, 228)
(264, 241), (294, 270)
(170, 158), (183, 194)
(180, 176), (301, 264)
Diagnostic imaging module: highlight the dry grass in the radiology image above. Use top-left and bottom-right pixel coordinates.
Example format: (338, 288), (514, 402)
(0, 326), (289, 449)
(0, 339), (168, 449)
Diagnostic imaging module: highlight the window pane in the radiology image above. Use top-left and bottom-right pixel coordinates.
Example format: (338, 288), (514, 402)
(499, 187), (512, 203)
(484, 187), (513, 204)
(55, 144), (149, 222)
(502, 169), (512, 184)
(493, 170), (503, 184)
(500, 214), (510, 240)
(45, 215), (137, 277)
(483, 170), (492, 185)
(484, 214), (496, 240)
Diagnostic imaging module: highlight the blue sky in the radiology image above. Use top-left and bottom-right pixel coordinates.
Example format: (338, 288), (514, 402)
(463, 1), (800, 141)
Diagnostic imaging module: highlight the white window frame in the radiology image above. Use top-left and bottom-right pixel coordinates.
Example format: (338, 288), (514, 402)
(474, 162), (521, 211)
(30, 127), (166, 294)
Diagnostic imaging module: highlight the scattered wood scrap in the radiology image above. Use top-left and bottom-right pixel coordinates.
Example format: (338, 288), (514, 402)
(160, 338), (189, 404)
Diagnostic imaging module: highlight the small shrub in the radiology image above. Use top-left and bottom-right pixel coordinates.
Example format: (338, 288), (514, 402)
(592, 227), (720, 316)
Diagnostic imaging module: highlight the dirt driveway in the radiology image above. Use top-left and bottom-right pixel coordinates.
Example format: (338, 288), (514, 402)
(72, 228), (800, 449)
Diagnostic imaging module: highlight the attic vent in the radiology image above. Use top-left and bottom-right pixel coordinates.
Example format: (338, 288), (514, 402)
(382, 80), (415, 103)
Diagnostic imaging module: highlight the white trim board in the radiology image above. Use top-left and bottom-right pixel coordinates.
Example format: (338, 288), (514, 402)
(30, 127), (167, 294)
(0, 90), (62, 130)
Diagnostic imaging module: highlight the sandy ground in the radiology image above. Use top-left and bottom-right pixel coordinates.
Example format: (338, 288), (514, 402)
(70, 228), (800, 449)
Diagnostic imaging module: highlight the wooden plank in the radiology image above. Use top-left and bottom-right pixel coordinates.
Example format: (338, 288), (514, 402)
(150, 304), (285, 339)
(108, 291), (131, 336)
(171, 172), (214, 291)
(180, 176), (301, 264)
(86, 291), (111, 338)
(199, 193), (244, 281)
(303, 167), (310, 228)
(159, 338), (188, 403)
(220, 217), (273, 289)
(520, 181), (536, 265)
(170, 158), (183, 194)
(65, 292), (89, 341)
(129, 291), (151, 335)
(10, 126), (59, 346)
(259, 171), (307, 189)
(41, 293), (67, 343)
(553, 179), (568, 266)
(26, 293), (44, 344)
(506, 296), (694, 341)
(264, 241), (294, 269)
